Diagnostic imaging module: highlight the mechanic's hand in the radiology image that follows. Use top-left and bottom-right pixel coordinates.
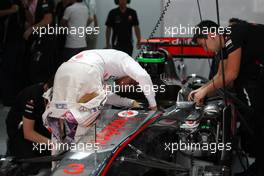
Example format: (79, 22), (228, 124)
(188, 88), (207, 106)
(132, 100), (141, 108)
(23, 27), (33, 40)
(149, 106), (158, 111)
(188, 87), (202, 101)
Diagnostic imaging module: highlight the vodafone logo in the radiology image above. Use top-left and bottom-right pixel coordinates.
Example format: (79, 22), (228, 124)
(118, 110), (139, 117)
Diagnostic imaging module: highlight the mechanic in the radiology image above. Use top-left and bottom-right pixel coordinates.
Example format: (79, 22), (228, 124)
(5, 78), (53, 173)
(189, 20), (264, 176)
(105, 0), (141, 56)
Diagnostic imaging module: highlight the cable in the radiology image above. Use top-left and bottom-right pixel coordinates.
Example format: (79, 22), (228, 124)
(215, 0), (228, 106)
(215, 0), (220, 27)
(136, 0), (172, 59)
(196, 0), (203, 21)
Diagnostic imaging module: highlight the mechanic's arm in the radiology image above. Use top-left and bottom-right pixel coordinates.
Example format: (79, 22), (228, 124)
(23, 117), (50, 144)
(105, 26), (112, 48)
(204, 48), (240, 94)
(192, 59), (228, 94)
(189, 48), (241, 104)
(203, 59), (234, 95)
(0, 4), (19, 17)
(134, 25), (141, 49)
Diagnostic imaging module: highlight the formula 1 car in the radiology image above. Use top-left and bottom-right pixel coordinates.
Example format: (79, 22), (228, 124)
(0, 75), (235, 176)
(49, 74), (235, 176)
